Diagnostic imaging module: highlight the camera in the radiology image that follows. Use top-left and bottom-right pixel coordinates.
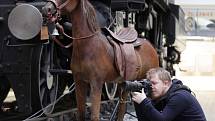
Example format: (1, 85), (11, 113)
(122, 79), (152, 97)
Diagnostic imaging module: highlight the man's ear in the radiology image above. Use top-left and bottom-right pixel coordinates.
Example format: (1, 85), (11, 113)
(164, 80), (170, 86)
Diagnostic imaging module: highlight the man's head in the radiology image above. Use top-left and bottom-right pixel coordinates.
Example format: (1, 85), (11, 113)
(146, 67), (172, 100)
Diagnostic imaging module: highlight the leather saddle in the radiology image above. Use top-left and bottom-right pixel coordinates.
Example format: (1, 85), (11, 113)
(102, 27), (145, 80)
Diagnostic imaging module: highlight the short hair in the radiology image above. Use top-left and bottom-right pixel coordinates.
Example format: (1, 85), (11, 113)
(146, 67), (171, 82)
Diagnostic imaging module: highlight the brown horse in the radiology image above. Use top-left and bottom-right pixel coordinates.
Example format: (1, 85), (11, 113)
(44, 0), (159, 120)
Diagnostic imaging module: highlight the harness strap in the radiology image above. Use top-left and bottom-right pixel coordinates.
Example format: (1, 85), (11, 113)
(51, 35), (73, 48)
(47, 0), (71, 10)
(58, 0), (71, 9)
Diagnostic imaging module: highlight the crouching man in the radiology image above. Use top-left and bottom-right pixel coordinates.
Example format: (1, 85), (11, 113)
(132, 67), (206, 121)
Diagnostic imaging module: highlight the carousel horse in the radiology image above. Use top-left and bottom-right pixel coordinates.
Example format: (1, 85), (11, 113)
(43, 0), (159, 120)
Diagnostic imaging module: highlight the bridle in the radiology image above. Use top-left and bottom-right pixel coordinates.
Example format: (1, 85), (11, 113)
(58, 0), (71, 10)
(47, 0), (71, 10)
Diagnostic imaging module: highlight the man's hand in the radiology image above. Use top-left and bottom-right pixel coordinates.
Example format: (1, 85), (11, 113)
(131, 89), (147, 104)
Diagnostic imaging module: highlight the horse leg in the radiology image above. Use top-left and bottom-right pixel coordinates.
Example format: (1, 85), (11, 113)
(90, 82), (103, 121)
(75, 80), (88, 121)
(117, 88), (128, 121)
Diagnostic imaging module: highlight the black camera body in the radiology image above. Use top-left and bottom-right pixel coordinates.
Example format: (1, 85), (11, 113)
(123, 79), (152, 97)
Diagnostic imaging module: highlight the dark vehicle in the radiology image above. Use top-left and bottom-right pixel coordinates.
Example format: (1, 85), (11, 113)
(0, 0), (185, 120)
(0, 0), (72, 118)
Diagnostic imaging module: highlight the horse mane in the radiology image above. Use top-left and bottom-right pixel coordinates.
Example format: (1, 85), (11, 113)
(81, 0), (100, 32)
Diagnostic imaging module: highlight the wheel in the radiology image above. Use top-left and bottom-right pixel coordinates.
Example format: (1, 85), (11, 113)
(38, 44), (58, 115)
(104, 82), (118, 100)
(31, 44), (58, 115)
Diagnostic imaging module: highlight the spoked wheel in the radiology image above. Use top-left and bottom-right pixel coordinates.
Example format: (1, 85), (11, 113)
(104, 82), (118, 100)
(39, 45), (58, 115)
(31, 44), (58, 115)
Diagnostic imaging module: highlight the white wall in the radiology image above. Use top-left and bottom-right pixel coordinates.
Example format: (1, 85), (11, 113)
(177, 40), (215, 76)
(175, 0), (215, 5)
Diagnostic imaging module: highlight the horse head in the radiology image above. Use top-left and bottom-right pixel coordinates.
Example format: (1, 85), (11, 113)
(42, 0), (79, 20)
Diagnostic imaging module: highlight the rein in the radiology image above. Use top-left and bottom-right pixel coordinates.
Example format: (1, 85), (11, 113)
(47, 0), (70, 10)
(56, 22), (100, 40)
(52, 22), (100, 48)
(70, 30), (100, 40)
(58, 0), (71, 10)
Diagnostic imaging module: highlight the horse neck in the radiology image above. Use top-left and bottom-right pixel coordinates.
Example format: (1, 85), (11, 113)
(70, 0), (99, 39)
